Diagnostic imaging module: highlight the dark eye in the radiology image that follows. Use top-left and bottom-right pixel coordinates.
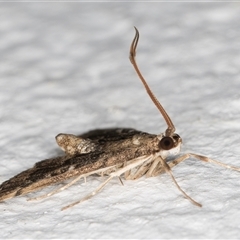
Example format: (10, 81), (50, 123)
(159, 136), (174, 150)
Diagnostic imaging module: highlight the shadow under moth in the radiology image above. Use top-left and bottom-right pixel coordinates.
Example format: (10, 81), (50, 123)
(1, 27), (239, 210)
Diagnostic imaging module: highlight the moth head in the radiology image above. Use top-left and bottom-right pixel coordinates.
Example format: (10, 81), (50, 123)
(157, 133), (182, 156)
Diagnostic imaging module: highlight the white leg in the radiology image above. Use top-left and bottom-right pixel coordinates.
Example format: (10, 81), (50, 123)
(131, 162), (151, 180)
(144, 154), (190, 177)
(28, 165), (118, 201)
(146, 158), (161, 177)
(62, 175), (114, 210)
(28, 174), (84, 201)
(157, 156), (202, 207)
(149, 153), (240, 207)
(187, 153), (240, 172)
(62, 155), (154, 210)
(126, 161), (151, 180)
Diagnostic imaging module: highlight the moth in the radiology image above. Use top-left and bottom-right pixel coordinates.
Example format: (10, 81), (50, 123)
(1, 28), (239, 211)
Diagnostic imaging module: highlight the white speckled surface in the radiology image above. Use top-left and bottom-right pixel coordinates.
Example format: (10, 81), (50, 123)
(1, 2), (240, 239)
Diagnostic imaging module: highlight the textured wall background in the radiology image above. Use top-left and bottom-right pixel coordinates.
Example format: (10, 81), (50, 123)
(0, 2), (240, 238)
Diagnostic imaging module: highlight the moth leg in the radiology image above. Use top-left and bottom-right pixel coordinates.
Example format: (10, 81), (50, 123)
(124, 157), (152, 180)
(62, 155), (154, 210)
(125, 162), (151, 180)
(149, 153), (240, 207)
(124, 161), (131, 180)
(118, 177), (124, 186)
(28, 174), (85, 201)
(62, 176), (114, 211)
(146, 158), (162, 178)
(157, 156), (202, 207)
(131, 162), (152, 180)
(150, 154), (191, 177)
(187, 153), (240, 172)
(160, 153), (240, 173)
(28, 165), (118, 202)
(118, 155), (201, 207)
(124, 156), (155, 180)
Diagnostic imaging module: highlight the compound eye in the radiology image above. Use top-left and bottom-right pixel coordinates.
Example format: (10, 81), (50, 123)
(159, 136), (174, 150)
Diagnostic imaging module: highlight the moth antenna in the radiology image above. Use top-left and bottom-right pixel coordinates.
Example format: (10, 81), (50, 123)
(129, 27), (175, 136)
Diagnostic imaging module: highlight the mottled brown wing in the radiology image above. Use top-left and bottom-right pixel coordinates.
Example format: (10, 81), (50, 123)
(0, 128), (155, 202)
(0, 151), (105, 202)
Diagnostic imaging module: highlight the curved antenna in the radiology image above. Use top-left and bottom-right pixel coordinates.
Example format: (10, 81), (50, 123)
(129, 27), (175, 136)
